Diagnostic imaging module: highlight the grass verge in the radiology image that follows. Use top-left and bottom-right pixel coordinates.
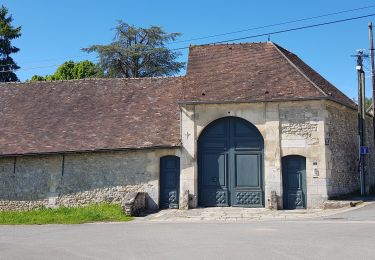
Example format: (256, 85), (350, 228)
(0, 203), (133, 225)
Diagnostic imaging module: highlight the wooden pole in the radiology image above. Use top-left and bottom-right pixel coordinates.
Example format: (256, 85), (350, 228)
(357, 50), (365, 196)
(369, 22), (375, 145)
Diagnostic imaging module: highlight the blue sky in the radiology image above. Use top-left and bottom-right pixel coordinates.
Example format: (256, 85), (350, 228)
(3, 0), (375, 99)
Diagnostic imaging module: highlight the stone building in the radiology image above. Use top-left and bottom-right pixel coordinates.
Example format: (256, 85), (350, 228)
(0, 42), (374, 211)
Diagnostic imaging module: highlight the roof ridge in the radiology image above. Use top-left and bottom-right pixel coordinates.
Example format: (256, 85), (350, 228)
(0, 75), (186, 85)
(271, 42), (328, 97)
(189, 42), (270, 49)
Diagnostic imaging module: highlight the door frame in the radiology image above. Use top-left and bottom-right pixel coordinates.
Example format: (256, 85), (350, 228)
(281, 155), (307, 209)
(197, 116), (264, 207)
(159, 155), (180, 209)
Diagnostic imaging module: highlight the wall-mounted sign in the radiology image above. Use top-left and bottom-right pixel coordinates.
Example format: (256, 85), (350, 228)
(360, 146), (369, 155)
(313, 161), (319, 178)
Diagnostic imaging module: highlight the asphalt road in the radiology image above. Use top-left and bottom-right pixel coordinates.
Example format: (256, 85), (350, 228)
(322, 201), (375, 221)
(1, 204), (375, 260)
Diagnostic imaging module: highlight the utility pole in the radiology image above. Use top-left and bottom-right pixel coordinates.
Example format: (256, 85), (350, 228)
(356, 50), (366, 196)
(369, 22), (375, 144)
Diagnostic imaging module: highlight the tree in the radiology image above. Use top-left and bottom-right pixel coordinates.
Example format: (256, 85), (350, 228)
(352, 97), (373, 111)
(0, 5), (21, 82)
(72, 60), (103, 79)
(53, 60), (75, 80)
(365, 97), (372, 111)
(30, 60), (103, 81)
(82, 21), (185, 78)
(30, 75), (46, 81)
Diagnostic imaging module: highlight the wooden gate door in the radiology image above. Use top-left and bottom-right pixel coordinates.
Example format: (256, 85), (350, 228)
(282, 155), (307, 209)
(198, 117), (264, 207)
(160, 156), (180, 209)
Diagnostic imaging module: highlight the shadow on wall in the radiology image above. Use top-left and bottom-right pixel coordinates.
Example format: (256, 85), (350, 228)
(325, 105), (360, 198)
(0, 150), (164, 210)
(370, 185), (375, 195)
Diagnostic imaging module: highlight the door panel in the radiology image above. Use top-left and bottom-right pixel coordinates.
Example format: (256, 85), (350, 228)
(282, 156), (306, 209)
(287, 191), (304, 208)
(201, 152), (226, 187)
(198, 117), (264, 207)
(235, 154), (259, 187)
(199, 150), (228, 206)
(234, 139), (262, 150)
(287, 173), (301, 189)
(199, 189), (229, 207)
(231, 153), (263, 207)
(160, 156), (180, 209)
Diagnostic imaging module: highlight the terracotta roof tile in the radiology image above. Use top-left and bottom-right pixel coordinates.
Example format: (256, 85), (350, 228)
(274, 43), (356, 108)
(0, 42), (354, 155)
(183, 42), (355, 108)
(0, 78), (183, 155)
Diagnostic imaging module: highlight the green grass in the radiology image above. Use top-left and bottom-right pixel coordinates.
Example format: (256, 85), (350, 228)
(0, 203), (133, 225)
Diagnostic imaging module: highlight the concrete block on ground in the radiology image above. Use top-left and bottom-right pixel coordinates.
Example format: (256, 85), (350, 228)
(180, 190), (189, 210)
(122, 192), (147, 216)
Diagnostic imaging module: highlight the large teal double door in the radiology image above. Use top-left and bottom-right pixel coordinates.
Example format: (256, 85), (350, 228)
(198, 117), (264, 207)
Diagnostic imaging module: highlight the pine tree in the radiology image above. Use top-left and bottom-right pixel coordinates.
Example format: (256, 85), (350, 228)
(0, 5), (21, 82)
(82, 21), (184, 78)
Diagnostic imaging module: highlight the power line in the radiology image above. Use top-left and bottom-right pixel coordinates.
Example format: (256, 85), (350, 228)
(169, 4), (375, 44)
(0, 58), (100, 73)
(1, 4), (375, 70)
(0, 54), (95, 68)
(178, 13), (375, 58)
(2, 12), (375, 73)
(20, 54), (94, 65)
(171, 12), (375, 50)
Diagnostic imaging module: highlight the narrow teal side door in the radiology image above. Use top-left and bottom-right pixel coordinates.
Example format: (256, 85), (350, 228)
(198, 117), (264, 207)
(160, 156), (180, 209)
(282, 155), (307, 209)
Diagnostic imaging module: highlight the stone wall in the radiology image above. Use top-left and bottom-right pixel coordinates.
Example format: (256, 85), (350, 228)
(180, 100), (327, 209)
(325, 101), (375, 197)
(365, 116), (375, 192)
(0, 149), (178, 211)
(180, 102), (271, 208)
(279, 101), (327, 208)
(325, 102), (358, 197)
(280, 105), (320, 146)
(2, 99), (371, 211)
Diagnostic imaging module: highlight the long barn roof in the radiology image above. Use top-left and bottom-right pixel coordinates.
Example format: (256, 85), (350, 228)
(0, 42), (355, 155)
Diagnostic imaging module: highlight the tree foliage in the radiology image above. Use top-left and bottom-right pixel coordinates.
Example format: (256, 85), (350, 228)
(365, 97), (372, 110)
(352, 97), (373, 111)
(0, 5), (21, 82)
(30, 60), (103, 81)
(82, 21), (185, 78)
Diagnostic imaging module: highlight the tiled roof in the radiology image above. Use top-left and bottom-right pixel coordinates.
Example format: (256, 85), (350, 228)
(184, 42), (356, 108)
(274, 43), (355, 108)
(0, 78), (183, 155)
(0, 42), (355, 155)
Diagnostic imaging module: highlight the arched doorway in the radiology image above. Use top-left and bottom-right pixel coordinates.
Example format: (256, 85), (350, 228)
(282, 155), (307, 209)
(198, 117), (264, 207)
